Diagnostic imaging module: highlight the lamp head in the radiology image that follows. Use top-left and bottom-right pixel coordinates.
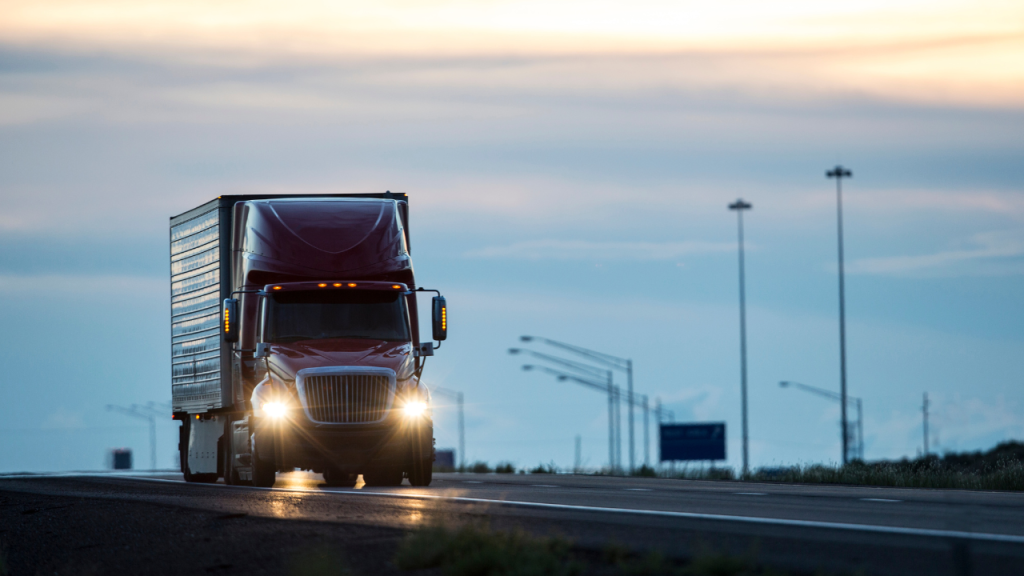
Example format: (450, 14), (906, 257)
(520, 335), (534, 342)
(508, 348), (520, 355)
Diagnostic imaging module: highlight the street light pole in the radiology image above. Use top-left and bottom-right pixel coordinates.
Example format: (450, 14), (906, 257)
(106, 404), (156, 470)
(779, 380), (864, 461)
(523, 364), (620, 471)
(827, 165), (853, 465)
(728, 198), (752, 476)
(520, 335), (635, 472)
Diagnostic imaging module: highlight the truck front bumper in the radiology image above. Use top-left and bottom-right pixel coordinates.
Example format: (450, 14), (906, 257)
(252, 411), (429, 474)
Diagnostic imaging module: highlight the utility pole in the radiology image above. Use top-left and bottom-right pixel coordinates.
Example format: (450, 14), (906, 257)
(922, 392), (929, 455)
(433, 387), (465, 470)
(574, 435), (582, 473)
(853, 407), (861, 460)
(627, 360), (634, 475)
(729, 198), (752, 476)
(642, 394), (650, 467)
(827, 165), (853, 465)
(610, 379), (618, 469)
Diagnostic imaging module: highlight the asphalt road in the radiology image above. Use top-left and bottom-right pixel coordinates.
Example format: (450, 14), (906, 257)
(2, 471), (1023, 575)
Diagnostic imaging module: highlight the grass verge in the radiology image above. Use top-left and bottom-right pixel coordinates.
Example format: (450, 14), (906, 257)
(396, 523), (799, 575)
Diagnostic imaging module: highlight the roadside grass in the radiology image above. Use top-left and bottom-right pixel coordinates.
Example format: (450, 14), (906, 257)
(529, 462), (559, 474)
(396, 523), (802, 575)
(494, 462), (516, 474)
(290, 545), (350, 576)
(443, 441), (1024, 491)
(748, 457), (1024, 491)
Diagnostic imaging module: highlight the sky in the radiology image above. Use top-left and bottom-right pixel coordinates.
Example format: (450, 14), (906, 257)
(0, 0), (1021, 473)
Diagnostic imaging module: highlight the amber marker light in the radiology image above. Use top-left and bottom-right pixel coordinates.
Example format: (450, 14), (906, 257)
(273, 286), (282, 290)
(318, 283), (327, 287)
(392, 284), (401, 289)
(347, 283), (357, 287)
(333, 283), (342, 287)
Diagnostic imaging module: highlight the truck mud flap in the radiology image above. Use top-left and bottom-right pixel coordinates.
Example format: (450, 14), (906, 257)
(188, 416), (223, 475)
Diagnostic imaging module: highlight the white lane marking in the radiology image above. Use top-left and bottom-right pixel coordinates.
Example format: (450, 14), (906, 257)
(11, 474), (1024, 545)
(735, 492), (766, 496)
(464, 481), (483, 484)
(625, 488), (652, 492)
(531, 484), (558, 488)
(861, 498), (902, 503)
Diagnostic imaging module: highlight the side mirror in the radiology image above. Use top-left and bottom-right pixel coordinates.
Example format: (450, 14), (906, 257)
(222, 298), (239, 343)
(431, 296), (447, 341)
(255, 342), (271, 359)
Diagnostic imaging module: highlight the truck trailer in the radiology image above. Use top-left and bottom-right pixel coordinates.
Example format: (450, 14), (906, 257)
(170, 193), (446, 487)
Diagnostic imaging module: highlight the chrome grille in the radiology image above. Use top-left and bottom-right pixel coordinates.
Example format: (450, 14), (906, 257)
(303, 374), (391, 423)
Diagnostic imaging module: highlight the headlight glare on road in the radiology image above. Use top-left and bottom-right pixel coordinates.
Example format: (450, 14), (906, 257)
(403, 400), (427, 418)
(262, 401), (287, 419)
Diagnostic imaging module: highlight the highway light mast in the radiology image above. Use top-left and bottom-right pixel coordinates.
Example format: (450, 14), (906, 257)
(522, 363), (619, 470)
(779, 381), (863, 461)
(827, 165), (853, 465)
(728, 198), (752, 476)
(107, 403), (160, 470)
(520, 336), (637, 473)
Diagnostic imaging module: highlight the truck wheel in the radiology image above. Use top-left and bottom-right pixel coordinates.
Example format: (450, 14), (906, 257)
(408, 457), (432, 487)
(251, 438), (277, 488)
(408, 421), (433, 487)
(322, 467), (358, 488)
(363, 467), (403, 487)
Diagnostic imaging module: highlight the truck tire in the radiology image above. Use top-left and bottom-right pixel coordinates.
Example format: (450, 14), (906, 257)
(408, 457), (432, 487)
(180, 418), (217, 483)
(251, 437), (277, 488)
(222, 421), (244, 485)
(322, 466), (358, 488)
(363, 467), (403, 487)
(408, 421), (433, 487)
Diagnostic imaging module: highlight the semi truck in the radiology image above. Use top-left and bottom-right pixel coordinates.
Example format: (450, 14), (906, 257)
(170, 193), (446, 488)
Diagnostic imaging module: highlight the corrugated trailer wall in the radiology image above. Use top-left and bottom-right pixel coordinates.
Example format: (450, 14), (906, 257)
(170, 198), (232, 412)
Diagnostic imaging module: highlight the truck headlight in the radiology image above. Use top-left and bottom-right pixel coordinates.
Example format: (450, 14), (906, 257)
(262, 401), (287, 419)
(403, 400), (427, 419)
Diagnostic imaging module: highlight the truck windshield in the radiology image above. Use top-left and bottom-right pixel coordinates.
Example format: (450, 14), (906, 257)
(265, 290), (411, 343)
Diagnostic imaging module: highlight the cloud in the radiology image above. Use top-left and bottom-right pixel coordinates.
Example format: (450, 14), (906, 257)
(0, 273), (164, 295)
(845, 229), (1024, 276)
(464, 239), (735, 260)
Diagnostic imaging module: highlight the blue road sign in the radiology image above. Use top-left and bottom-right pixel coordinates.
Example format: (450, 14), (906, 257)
(660, 422), (726, 461)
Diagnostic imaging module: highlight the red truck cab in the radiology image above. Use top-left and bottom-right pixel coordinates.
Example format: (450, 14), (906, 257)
(170, 194), (446, 488)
